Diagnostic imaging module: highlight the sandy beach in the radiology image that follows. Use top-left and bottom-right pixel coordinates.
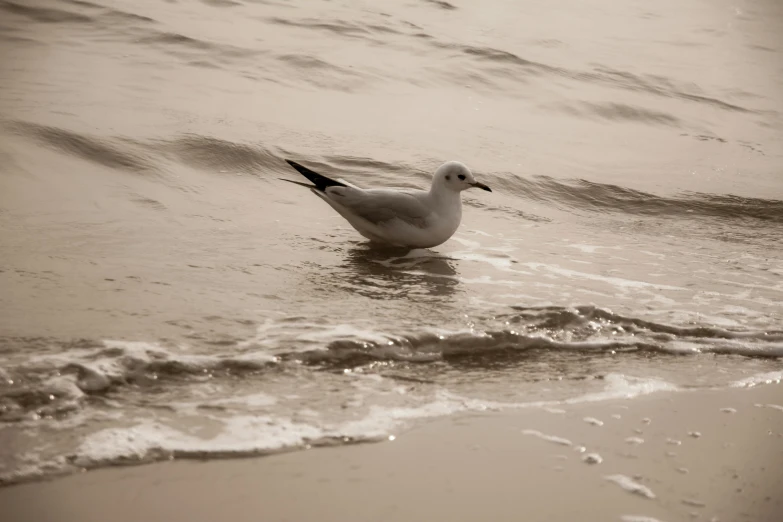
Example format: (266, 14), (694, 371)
(3, 380), (781, 522)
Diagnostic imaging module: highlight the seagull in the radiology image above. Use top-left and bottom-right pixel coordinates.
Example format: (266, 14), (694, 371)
(281, 159), (491, 248)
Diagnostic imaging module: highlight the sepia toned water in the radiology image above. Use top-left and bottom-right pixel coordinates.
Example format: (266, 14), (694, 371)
(0, 0), (781, 483)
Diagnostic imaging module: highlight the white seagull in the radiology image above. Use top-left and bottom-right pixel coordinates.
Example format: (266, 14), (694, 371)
(281, 159), (491, 248)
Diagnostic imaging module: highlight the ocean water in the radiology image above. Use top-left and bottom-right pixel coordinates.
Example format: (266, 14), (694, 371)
(0, 0), (782, 484)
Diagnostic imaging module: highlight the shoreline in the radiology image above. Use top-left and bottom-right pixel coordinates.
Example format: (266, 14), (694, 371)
(2, 382), (782, 522)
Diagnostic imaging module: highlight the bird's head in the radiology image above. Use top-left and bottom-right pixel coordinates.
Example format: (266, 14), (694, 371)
(432, 161), (491, 193)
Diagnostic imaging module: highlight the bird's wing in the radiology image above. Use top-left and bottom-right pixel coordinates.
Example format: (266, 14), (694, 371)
(336, 178), (361, 189)
(324, 187), (432, 228)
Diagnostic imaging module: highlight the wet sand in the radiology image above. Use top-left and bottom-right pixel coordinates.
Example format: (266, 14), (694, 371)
(2, 382), (781, 522)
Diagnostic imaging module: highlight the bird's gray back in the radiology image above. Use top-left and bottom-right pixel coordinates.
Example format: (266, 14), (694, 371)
(324, 186), (433, 228)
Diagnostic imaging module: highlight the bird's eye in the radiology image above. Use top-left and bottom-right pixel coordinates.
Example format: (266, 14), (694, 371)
(445, 175), (451, 180)
(458, 174), (466, 181)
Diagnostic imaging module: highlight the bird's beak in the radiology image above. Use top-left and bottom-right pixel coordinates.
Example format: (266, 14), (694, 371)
(472, 181), (492, 192)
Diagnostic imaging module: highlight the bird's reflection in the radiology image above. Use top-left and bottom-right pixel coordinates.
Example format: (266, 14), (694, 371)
(341, 244), (460, 300)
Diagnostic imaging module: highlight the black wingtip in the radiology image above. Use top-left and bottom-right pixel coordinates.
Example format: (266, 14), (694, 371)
(284, 159), (347, 191)
(279, 177), (315, 189)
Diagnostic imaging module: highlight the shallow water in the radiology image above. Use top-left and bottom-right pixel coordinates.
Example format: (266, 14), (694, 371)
(0, 0), (782, 483)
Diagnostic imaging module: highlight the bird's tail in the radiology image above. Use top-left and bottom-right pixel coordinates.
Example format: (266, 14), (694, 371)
(278, 178), (315, 189)
(284, 160), (346, 191)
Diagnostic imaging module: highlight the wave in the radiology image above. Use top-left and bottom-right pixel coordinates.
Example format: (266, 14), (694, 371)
(0, 0), (92, 24)
(199, 0), (241, 7)
(551, 102), (682, 127)
(3, 113), (778, 228)
(508, 305), (783, 340)
(288, 306), (783, 368)
(4, 121), (154, 173)
(426, 41), (754, 113)
(4, 0), (259, 64)
(463, 199), (552, 223)
(492, 174), (783, 224)
(275, 54), (371, 91)
(3, 118), (779, 227)
(5, 0), (762, 122)
(159, 134), (280, 173)
(138, 31), (260, 60)
(0, 32), (40, 45)
(421, 0), (457, 10)
(1, 0), (156, 26)
(5, 368), (778, 487)
(0, 373), (687, 486)
(268, 17), (386, 40)
(271, 156), (781, 229)
(1, 122), (282, 176)
(0, 339), (278, 422)
(2, 306), (779, 422)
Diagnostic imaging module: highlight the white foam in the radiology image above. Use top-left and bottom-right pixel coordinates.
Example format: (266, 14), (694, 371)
(582, 453), (602, 464)
(566, 244), (602, 254)
(662, 341), (703, 354)
(583, 417), (604, 426)
(0, 456), (68, 485)
(522, 429), (572, 446)
(1, 343), (741, 487)
(459, 275), (524, 286)
(523, 262), (684, 290)
(207, 393), (278, 408)
(621, 516), (666, 522)
(241, 318), (396, 351)
(77, 416), (328, 466)
(606, 474), (656, 499)
(333, 389), (531, 440)
(565, 374), (677, 403)
(10, 369), (687, 482)
(103, 339), (167, 353)
(19, 340), (280, 402)
(731, 371), (783, 387)
(449, 251), (527, 273)
(338, 400), (474, 438)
